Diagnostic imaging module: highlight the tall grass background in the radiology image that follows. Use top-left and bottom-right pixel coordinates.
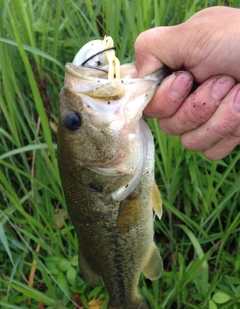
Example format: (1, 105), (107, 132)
(0, 0), (240, 308)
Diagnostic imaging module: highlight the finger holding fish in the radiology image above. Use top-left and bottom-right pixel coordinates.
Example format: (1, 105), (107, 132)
(143, 71), (194, 118)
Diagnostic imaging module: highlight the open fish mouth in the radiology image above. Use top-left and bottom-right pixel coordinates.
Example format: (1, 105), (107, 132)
(62, 37), (170, 124)
(61, 37), (170, 132)
(64, 35), (170, 89)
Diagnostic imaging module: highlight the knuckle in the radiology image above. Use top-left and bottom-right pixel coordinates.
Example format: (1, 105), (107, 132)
(180, 134), (200, 151)
(186, 92), (219, 124)
(211, 118), (236, 137)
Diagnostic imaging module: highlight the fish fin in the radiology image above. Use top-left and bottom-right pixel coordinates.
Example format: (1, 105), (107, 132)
(117, 192), (142, 233)
(78, 249), (100, 287)
(152, 182), (162, 220)
(137, 299), (150, 309)
(108, 298), (149, 309)
(142, 244), (163, 280)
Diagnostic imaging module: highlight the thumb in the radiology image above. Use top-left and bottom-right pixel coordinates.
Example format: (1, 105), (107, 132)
(134, 26), (184, 78)
(135, 7), (240, 82)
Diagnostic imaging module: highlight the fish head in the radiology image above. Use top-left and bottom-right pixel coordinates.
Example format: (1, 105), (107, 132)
(58, 62), (167, 200)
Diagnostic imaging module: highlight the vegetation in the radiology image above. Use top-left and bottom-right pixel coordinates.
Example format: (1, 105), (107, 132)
(1, 0), (240, 308)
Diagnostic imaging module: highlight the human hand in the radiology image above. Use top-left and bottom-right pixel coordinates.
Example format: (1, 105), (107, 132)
(134, 6), (240, 160)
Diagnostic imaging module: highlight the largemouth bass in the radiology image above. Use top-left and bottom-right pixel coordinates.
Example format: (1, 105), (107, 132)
(57, 36), (168, 309)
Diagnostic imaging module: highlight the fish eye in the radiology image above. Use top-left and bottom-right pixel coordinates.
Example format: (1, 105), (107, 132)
(63, 112), (81, 131)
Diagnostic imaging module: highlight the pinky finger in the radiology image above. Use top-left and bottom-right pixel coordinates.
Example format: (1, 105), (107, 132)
(203, 132), (240, 160)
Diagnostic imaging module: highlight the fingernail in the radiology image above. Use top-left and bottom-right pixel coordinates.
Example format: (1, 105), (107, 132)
(233, 89), (240, 112)
(170, 72), (193, 99)
(211, 76), (235, 101)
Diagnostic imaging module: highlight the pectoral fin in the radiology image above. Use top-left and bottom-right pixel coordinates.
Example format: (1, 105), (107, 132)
(152, 182), (162, 219)
(142, 244), (163, 280)
(117, 192), (142, 233)
(78, 249), (100, 287)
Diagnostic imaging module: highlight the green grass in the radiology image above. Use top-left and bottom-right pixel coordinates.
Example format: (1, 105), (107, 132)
(1, 0), (240, 308)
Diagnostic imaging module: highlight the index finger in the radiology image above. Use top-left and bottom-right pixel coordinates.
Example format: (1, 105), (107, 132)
(144, 71), (193, 118)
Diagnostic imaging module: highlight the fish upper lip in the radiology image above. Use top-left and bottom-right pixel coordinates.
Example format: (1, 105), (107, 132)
(64, 63), (102, 81)
(65, 62), (171, 87)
